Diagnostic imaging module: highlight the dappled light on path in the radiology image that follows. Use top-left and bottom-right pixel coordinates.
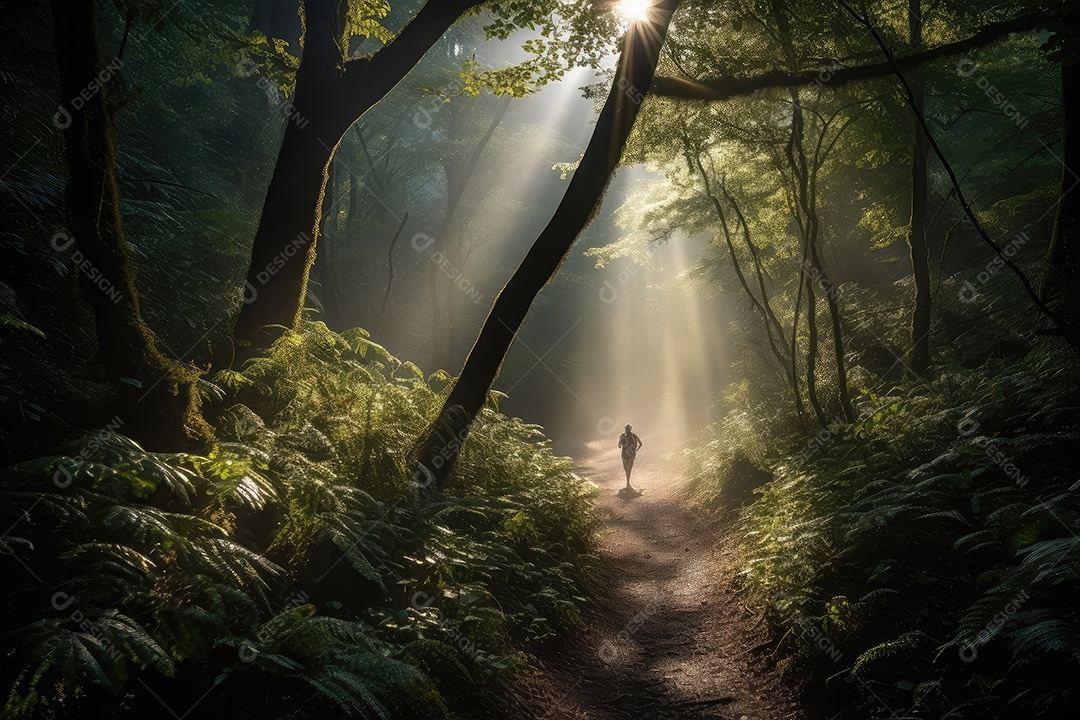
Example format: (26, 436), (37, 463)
(496, 444), (802, 720)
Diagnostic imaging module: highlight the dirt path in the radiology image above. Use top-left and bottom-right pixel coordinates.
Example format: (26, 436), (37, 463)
(492, 441), (803, 720)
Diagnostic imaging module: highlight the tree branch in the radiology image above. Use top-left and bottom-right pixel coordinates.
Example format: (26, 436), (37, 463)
(651, 11), (1053, 101)
(340, 0), (486, 117)
(835, 0), (1077, 350)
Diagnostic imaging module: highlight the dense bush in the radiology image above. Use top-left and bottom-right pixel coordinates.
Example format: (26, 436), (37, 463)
(681, 343), (1079, 718)
(0, 322), (597, 719)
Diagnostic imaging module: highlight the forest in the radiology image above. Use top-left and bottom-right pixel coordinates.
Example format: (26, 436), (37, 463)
(0, 0), (1078, 718)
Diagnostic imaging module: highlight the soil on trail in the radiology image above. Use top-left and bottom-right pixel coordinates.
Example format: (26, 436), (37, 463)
(496, 440), (804, 720)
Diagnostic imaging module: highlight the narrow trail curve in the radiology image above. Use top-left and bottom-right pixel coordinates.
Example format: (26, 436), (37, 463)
(496, 441), (804, 720)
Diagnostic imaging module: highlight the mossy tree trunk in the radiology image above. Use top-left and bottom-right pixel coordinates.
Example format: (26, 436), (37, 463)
(311, 159), (346, 331)
(234, 0), (485, 347)
(50, 0), (209, 450)
(415, 0), (682, 489)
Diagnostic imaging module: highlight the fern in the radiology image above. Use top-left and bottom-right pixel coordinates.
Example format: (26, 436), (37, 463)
(1, 322), (597, 718)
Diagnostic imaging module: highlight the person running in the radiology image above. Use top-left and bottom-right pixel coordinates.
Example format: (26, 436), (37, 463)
(618, 424), (643, 488)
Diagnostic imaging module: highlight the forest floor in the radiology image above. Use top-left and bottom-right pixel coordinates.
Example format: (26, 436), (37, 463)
(483, 440), (804, 720)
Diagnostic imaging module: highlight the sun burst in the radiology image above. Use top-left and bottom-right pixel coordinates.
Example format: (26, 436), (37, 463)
(616, 0), (651, 22)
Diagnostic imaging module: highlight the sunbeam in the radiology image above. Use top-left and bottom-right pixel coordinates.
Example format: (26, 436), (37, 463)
(558, 172), (728, 467)
(617, 0), (652, 22)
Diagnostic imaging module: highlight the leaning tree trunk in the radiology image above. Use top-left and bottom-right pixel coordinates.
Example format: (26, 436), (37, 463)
(414, 0), (682, 489)
(906, 0), (932, 374)
(50, 0), (208, 450)
(234, 0), (485, 346)
(1041, 7), (1080, 333)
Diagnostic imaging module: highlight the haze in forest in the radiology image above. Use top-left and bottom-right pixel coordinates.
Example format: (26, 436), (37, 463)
(1, 1), (1078, 719)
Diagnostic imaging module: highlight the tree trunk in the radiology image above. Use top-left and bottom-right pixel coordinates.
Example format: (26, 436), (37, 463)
(414, 0), (682, 489)
(374, 212), (410, 340)
(792, 122), (854, 424)
(428, 95), (512, 368)
(727, 185), (787, 350)
(803, 253), (828, 426)
(775, 0), (853, 424)
(1041, 8), (1080, 332)
(785, 91), (829, 427)
(234, 0), (485, 346)
(906, 0), (932, 374)
(725, 182), (803, 416)
(789, 236), (810, 426)
(811, 217), (856, 421)
(691, 149), (790, 387)
(50, 0), (208, 450)
(312, 160), (346, 330)
(427, 160), (462, 368)
(235, 108), (342, 343)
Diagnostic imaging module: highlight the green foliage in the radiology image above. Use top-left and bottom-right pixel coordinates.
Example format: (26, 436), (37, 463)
(3, 2), (1075, 719)
(347, 1), (394, 46)
(474, 1), (620, 90)
(0, 323), (597, 719)
(685, 344), (1080, 718)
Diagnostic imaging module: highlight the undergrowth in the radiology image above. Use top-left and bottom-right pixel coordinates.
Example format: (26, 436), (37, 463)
(0, 321), (598, 719)
(681, 343), (1080, 718)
